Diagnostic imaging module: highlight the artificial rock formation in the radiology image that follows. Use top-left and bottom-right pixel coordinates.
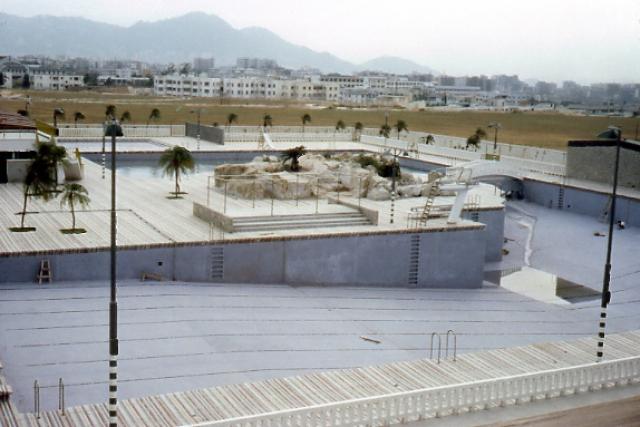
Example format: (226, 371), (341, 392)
(214, 153), (441, 200)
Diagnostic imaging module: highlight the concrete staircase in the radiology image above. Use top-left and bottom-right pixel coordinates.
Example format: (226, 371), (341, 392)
(232, 211), (370, 232)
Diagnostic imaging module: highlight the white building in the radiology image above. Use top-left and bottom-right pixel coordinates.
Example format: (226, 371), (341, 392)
(31, 70), (85, 90)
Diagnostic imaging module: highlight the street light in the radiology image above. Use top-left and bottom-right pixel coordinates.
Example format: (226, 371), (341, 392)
(595, 125), (622, 362)
(105, 119), (123, 427)
(190, 108), (201, 150)
(487, 122), (502, 152)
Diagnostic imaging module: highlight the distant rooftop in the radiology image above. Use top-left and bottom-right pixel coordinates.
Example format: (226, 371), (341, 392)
(0, 110), (36, 130)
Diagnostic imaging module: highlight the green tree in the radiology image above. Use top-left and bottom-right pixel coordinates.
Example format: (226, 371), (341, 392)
(226, 113), (238, 128)
(262, 114), (273, 128)
(335, 119), (346, 132)
(281, 145), (307, 172)
(120, 111), (131, 123)
(59, 183), (90, 232)
(13, 147), (59, 231)
(73, 111), (86, 127)
(301, 113), (311, 133)
(147, 108), (161, 125)
(159, 146), (195, 197)
(394, 120), (408, 138)
(36, 141), (67, 189)
(17, 109), (29, 117)
(353, 121), (364, 141)
(466, 128), (487, 150)
(105, 105), (117, 120)
(424, 134), (435, 145)
(53, 108), (65, 128)
(379, 123), (391, 139)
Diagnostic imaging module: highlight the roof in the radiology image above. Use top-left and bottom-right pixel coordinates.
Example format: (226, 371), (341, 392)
(0, 110), (36, 130)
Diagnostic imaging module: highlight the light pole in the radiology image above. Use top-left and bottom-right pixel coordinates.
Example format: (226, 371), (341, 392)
(595, 125), (622, 362)
(488, 122), (502, 152)
(105, 119), (123, 427)
(190, 108), (201, 150)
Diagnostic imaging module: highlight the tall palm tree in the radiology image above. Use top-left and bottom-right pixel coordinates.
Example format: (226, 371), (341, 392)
(59, 183), (90, 232)
(379, 124), (391, 139)
(226, 113), (238, 128)
(13, 155), (57, 231)
(335, 120), (346, 132)
(281, 145), (307, 172)
(120, 111), (131, 123)
(73, 111), (85, 127)
(53, 108), (65, 128)
(147, 108), (161, 125)
(466, 128), (487, 150)
(105, 105), (117, 120)
(262, 114), (273, 128)
(353, 122), (364, 141)
(36, 141), (67, 189)
(301, 113), (311, 133)
(424, 134), (435, 145)
(394, 120), (408, 139)
(159, 146), (195, 197)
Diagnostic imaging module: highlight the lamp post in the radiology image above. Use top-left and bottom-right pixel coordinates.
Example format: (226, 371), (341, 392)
(595, 125), (622, 362)
(190, 108), (201, 150)
(105, 119), (123, 427)
(487, 122), (501, 152)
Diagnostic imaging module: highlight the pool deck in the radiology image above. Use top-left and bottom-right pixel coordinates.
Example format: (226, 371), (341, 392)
(0, 155), (502, 257)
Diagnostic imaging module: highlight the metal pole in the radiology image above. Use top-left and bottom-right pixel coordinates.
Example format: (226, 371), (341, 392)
(315, 177), (319, 213)
(223, 179), (228, 214)
(358, 177), (362, 208)
(252, 180), (256, 208)
(197, 109), (201, 151)
(34, 380), (40, 418)
(597, 133), (621, 362)
(296, 174), (299, 207)
(59, 378), (65, 414)
(271, 178), (274, 216)
(108, 119), (119, 427)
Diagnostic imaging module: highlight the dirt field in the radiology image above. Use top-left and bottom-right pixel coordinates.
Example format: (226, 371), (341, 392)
(1, 89), (638, 150)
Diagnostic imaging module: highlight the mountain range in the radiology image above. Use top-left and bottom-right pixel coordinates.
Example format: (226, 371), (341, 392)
(0, 12), (437, 75)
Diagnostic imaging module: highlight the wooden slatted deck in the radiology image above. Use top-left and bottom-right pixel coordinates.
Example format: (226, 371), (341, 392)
(8, 330), (640, 427)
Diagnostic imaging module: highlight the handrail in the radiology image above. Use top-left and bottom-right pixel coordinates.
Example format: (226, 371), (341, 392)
(429, 332), (442, 364)
(446, 330), (457, 361)
(58, 377), (65, 415)
(186, 355), (640, 427)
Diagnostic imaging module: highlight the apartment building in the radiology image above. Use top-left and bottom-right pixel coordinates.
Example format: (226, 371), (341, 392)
(31, 70), (85, 90)
(154, 75), (341, 101)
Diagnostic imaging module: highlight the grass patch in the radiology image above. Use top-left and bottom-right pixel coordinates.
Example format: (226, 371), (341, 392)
(9, 227), (36, 232)
(60, 228), (87, 234)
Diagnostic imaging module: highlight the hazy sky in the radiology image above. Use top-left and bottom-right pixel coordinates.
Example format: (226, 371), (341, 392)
(2, 0), (639, 84)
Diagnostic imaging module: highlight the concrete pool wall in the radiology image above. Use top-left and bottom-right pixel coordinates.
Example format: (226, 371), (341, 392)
(0, 226), (487, 288)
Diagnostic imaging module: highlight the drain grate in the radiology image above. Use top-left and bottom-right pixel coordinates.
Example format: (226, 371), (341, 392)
(210, 247), (224, 280)
(408, 235), (420, 287)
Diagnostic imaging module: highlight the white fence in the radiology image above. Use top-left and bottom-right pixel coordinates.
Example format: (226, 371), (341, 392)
(57, 125), (186, 138)
(360, 135), (566, 178)
(224, 131), (353, 144)
(189, 355), (640, 427)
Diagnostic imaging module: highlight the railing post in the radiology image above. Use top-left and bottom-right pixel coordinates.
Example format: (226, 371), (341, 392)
(446, 330), (457, 361)
(223, 179), (228, 214)
(59, 377), (65, 415)
(430, 332), (442, 364)
(34, 380), (40, 418)
(316, 177), (319, 214)
(252, 179), (256, 209)
(271, 178), (275, 216)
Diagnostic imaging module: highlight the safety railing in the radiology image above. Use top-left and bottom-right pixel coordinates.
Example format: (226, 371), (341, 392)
(224, 132), (353, 144)
(189, 355), (640, 427)
(33, 377), (66, 418)
(206, 171), (369, 218)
